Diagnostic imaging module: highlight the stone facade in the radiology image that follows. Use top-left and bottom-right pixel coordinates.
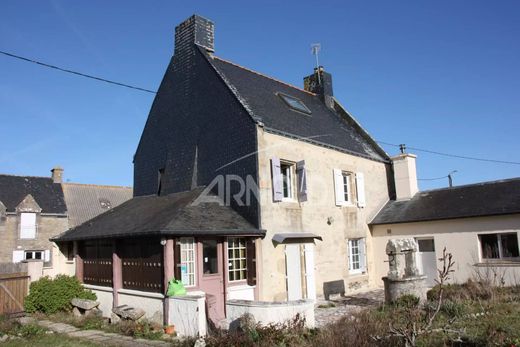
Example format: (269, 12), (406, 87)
(257, 130), (393, 300)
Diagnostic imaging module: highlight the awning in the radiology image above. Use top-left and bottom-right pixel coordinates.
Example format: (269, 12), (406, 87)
(272, 233), (323, 244)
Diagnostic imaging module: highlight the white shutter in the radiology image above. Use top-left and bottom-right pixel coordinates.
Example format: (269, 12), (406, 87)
(12, 250), (24, 263)
(333, 169), (344, 206)
(359, 238), (367, 272)
(271, 157), (283, 202)
(44, 250), (51, 262)
(304, 244), (316, 300)
(356, 172), (366, 208)
(347, 240), (353, 271)
(20, 213), (36, 239)
(296, 160), (307, 202)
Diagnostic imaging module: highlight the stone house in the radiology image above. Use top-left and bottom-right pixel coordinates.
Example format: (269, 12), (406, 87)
(370, 153), (520, 287)
(53, 14), (396, 328)
(0, 167), (132, 277)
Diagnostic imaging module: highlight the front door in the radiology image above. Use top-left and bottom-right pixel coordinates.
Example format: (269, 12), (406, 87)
(416, 238), (437, 287)
(285, 243), (316, 301)
(198, 239), (225, 326)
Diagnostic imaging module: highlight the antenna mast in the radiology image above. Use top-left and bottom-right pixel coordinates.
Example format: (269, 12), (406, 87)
(311, 43), (321, 84)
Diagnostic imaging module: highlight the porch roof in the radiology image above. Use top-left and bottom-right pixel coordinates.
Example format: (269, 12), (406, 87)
(52, 188), (264, 241)
(272, 233), (323, 244)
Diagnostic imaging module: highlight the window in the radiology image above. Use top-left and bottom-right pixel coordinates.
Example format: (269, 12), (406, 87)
(479, 233), (519, 260)
(66, 242), (74, 261)
(177, 237), (196, 287)
(348, 238), (366, 274)
(278, 93), (311, 115)
(25, 250), (43, 260)
(202, 240), (218, 275)
(342, 173), (351, 203)
(281, 162), (295, 200)
(228, 238), (247, 281)
(19, 212), (37, 239)
(334, 170), (353, 206)
(417, 238), (435, 252)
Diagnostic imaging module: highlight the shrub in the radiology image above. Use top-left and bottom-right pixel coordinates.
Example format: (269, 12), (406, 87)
(24, 275), (96, 314)
(391, 294), (420, 309)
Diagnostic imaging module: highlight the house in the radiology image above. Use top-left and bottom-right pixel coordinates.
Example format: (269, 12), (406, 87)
(0, 167), (69, 277)
(53, 14), (395, 328)
(0, 167), (132, 278)
(370, 153), (520, 287)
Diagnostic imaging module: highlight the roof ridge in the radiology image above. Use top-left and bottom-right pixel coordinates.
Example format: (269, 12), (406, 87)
(0, 173), (52, 180)
(62, 182), (132, 189)
(212, 56), (316, 96)
(418, 177), (520, 194)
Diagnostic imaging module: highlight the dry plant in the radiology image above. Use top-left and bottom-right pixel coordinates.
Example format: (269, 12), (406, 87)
(375, 247), (459, 347)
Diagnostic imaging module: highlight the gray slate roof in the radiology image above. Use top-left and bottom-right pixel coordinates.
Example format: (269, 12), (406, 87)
(370, 178), (520, 225)
(53, 188), (264, 241)
(203, 49), (388, 162)
(62, 183), (133, 228)
(0, 174), (66, 214)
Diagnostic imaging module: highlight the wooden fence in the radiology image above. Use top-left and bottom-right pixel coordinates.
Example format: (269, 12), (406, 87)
(0, 272), (29, 316)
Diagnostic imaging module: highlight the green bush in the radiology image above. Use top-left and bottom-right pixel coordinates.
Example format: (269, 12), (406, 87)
(391, 294), (420, 309)
(24, 275), (96, 314)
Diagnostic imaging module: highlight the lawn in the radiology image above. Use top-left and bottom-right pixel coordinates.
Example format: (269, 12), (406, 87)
(2, 333), (103, 347)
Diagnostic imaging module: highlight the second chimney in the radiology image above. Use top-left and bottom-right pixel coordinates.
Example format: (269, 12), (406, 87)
(304, 66), (334, 107)
(174, 15), (215, 56)
(392, 154), (419, 200)
(51, 166), (63, 184)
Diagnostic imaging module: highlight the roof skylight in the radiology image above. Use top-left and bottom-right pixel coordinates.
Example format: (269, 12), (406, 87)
(278, 93), (311, 115)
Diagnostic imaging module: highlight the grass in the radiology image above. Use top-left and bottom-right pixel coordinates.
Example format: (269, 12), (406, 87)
(1, 334), (104, 347)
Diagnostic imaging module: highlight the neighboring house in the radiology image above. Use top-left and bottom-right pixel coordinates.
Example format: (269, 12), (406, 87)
(0, 167), (132, 278)
(370, 153), (520, 287)
(0, 167), (68, 277)
(53, 15), (395, 325)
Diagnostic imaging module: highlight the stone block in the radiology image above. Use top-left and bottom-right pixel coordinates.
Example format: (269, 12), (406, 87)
(113, 305), (146, 321)
(71, 298), (100, 310)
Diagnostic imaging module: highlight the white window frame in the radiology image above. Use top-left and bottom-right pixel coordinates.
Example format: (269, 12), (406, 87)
(334, 169), (354, 206)
(227, 238), (247, 282)
(179, 237), (196, 287)
(19, 212), (37, 239)
(479, 233), (520, 261)
(342, 173), (351, 204)
(24, 250), (43, 261)
(348, 238), (366, 274)
(280, 161), (296, 201)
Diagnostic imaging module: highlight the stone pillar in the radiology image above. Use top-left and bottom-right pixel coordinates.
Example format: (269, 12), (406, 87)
(163, 238), (174, 325)
(112, 242), (122, 307)
(404, 251), (420, 277)
(74, 241), (83, 283)
(25, 260), (44, 283)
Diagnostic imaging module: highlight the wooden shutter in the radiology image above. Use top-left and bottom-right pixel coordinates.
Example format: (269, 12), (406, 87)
(356, 172), (366, 208)
(246, 239), (257, 286)
(333, 169), (344, 206)
(296, 160), (308, 202)
(12, 250), (24, 263)
(271, 157), (283, 202)
(359, 238), (367, 272)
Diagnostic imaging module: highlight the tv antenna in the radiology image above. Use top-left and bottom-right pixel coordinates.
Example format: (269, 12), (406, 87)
(311, 43), (321, 84)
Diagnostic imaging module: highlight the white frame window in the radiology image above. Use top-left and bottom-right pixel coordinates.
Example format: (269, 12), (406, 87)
(479, 233), (520, 261)
(20, 212), (37, 239)
(348, 238), (367, 274)
(280, 162), (295, 201)
(342, 173), (351, 203)
(334, 169), (353, 206)
(228, 238), (247, 282)
(25, 250), (43, 260)
(179, 237), (196, 287)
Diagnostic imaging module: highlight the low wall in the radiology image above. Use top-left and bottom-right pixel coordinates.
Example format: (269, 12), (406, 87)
(83, 285), (113, 318)
(226, 299), (315, 328)
(118, 289), (164, 324)
(166, 294), (207, 337)
(227, 284), (255, 300)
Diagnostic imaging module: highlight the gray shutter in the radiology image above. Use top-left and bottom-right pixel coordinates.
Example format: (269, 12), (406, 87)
(333, 169), (344, 206)
(296, 160), (307, 202)
(271, 157), (283, 202)
(356, 172), (366, 208)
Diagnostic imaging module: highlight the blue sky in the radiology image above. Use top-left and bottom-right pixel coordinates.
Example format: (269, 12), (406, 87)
(1, 0), (519, 190)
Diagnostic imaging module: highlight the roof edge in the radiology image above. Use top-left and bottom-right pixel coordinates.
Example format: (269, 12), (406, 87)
(370, 211), (520, 226)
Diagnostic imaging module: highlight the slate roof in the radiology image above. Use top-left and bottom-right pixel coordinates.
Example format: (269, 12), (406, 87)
(0, 174), (66, 214)
(370, 178), (520, 225)
(62, 183), (133, 228)
(202, 49), (388, 162)
(53, 188), (264, 241)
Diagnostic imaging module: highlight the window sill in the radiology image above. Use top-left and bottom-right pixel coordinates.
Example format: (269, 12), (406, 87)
(349, 270), (368, 277)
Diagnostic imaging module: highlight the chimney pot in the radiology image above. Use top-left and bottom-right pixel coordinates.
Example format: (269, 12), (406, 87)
(51, 166), (63, 184)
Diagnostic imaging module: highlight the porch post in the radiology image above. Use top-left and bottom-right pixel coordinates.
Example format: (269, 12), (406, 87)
(163, 238), (174, 325)
(112, 241), (122, 307)
(74, 241), (83, 283)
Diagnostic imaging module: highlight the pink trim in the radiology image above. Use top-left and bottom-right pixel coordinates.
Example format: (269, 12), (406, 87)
(74, 241), (83, 283)
(112, 243), (122, 307)
(163, 239), (174, 293)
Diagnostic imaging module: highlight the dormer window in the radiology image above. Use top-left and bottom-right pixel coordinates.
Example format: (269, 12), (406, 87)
(278, 93), (311, 115)
(20, 212), (37, 239)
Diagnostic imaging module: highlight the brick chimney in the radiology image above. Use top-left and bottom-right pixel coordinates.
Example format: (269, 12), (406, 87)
(391, 154), (418, 200)
(304, 66), (334, 107)
(174, 15), (215, 56)
(51, 166), (63, 184)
